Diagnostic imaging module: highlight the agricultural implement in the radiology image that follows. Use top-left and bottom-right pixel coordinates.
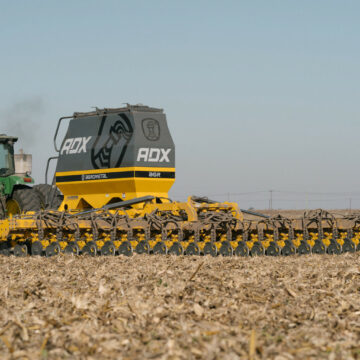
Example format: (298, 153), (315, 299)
(0, 104), (359, 257)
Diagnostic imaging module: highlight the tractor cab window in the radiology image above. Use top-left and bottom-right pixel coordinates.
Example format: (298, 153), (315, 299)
(0, 143), (14, 176)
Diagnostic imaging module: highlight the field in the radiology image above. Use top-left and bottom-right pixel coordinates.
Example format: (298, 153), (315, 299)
(0, 254), (360, 359)
(244, 209), (360, 221)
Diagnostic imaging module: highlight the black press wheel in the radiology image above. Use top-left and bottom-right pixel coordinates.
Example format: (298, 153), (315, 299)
(234, 242), (249, 257)
(185, 242), (200, 256)
(31, 241), (43, 256)
(250, 241), (265, 256)
(203, 242), (218, 257)
(219, 241), (233, 257)
(118, 241), (133, 257)
(153, 241), (167, 255)
(281, 241), (296, 256)
(64, 242), (80, 255)
(266, 242), (280, 256)
(297, 241), (311, 255)
(327, 240), (342, 255)
(45, 242), (61, 257)
(82, 241), (97, 256)
(168, 242), (184, 256)
(14, 243), (28, 257)
(0, 243), (11, 256)
(312, 240), (326, 254)
(0, 248), (10, 256)
(135, 241), (150, 255)
(100, 241), (116, 256)
(342, 239), (356, 253)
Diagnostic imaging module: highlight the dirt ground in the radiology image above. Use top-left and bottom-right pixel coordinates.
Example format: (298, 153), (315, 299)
(0, 254), (360, 360)
(245, 209), (360, 221)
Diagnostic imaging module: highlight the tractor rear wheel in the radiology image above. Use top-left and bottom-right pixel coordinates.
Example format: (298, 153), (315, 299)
(34, 184), (63, 210)
(6, 187), (41, 216)
(0, 195), (6, 219)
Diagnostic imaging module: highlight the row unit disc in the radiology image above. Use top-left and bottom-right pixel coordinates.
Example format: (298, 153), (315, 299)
(3, 236), (360, 257)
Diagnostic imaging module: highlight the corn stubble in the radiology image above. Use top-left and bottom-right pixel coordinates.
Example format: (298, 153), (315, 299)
(0, 254), (359, 359)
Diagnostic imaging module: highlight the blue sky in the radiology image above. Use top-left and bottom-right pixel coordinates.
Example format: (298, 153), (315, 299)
(1, 1), (359, 209)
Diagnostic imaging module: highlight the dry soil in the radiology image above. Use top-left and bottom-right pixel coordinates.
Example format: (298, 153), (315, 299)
(0, 254), (359, 359)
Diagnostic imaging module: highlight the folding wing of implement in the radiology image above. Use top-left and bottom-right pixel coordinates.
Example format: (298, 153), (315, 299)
(0, 105), (359, 257)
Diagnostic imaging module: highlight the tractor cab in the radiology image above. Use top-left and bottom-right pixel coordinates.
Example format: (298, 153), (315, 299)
(0, 134), (41, 217)
(0, 135), (17, 177)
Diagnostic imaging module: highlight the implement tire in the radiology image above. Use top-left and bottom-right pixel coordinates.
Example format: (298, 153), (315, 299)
(135, 241), (150, 255)
(312, 240), (326, 254)
(168, 242), (184, 256)
(250, 241), (265, 256)
(153, 241), (167, 255)
(31, 241), (43, 256)
(266, 242), (280, 256)
(14, 244), (28, 257)
(64, 242), (80, 256)
(234, 242), (249, 257)
(219, 241), (233, 257)
(342, 239), (355, 253)
(185, 242), (200, 256)
(297, 241), (311, 255)
(0, 242), (10, 256)
(6, 187), (41, 215)
(203, 242), (217, 257)
(45, 242), (61, 257)
(100, 241), (116, 256)
(327, 241), (342, 255)
(83, 241), (97, 257)
(281, 241), (296, 256)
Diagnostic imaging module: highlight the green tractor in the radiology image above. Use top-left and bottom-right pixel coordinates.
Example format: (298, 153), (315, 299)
(0, 134), (41, 218)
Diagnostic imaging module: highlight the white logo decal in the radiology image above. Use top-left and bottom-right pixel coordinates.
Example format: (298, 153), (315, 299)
(137, 148), (171, 163)
(149, 172), (161, 178)
(61, 137), (92, 155)
(83, 173), (108, 180)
